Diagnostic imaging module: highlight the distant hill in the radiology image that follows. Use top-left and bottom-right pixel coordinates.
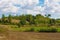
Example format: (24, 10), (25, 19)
(0, 14), (60, 27)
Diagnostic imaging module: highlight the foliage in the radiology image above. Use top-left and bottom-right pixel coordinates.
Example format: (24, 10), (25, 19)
(8, 14), (12, 23)
(2, 14), (5, 23)
(1, 14), (60, 32)
(9, 26), (58, 32)
(39, 27), (57, 32)
(45, 14), (51, 18)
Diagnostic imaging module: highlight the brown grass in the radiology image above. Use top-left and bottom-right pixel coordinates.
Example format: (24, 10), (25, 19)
(11, 19), (20, 23)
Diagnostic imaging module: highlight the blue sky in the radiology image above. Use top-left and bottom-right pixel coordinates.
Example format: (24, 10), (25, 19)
(0, 0), (60, 19)
(39, 0), (44, 6)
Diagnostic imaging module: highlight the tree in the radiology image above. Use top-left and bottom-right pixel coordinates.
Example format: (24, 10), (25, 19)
(45, 14), (51, 18)
(36, 14), (42, 17)
(18, 15), (26, 27)
(8, 14), (12, 23)
(26, 14), (35, 25)
(35, 14), (42, 24)
(0, 19), (1, 23)
(49, 19), (56, 26)
(20, 20), (26, 25)
(2, 14), (5, 23)
(17, 22), (21, 27)
(45, 14), (52, 26)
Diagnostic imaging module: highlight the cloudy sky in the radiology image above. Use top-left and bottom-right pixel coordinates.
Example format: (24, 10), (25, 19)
(0, 0), (60, 19)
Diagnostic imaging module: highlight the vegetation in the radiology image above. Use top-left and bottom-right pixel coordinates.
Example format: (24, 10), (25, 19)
(0, 14), (60, 32)
(2, 14), (6, 23)
(8, 14), (12, 23)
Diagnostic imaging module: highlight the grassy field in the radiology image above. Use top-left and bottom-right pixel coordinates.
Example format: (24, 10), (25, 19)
(0, 24), (60, 32)
(0, 25), (60, 40)
(8, 25), (60, 32)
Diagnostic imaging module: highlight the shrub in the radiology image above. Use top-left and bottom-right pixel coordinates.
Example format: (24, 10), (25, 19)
(28, 27), (34, 32)
(23, 27), (34, 32)
(56, 28), (60, 32)
(39, 27), (57, 32)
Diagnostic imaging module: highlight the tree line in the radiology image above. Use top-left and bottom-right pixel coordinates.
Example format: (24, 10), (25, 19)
(0, 14), (60, 27)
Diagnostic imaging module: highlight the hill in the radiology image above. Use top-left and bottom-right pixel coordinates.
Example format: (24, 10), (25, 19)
(0, 14), (60, 40)
(0, 14), (60, 32)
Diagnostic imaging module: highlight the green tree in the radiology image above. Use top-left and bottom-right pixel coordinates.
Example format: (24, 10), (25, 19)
(45, 14), (51, 18)
(36, 14), (41, 17)
(2, 14), (5, 23)
(20, 20), (26, 25)
(18, 22), (21, 27)
(49, 19), (56, 26)
(45, 14), (52, 26)
(35, 14), (42, 24)
(8, 14), (12, 23)
(26, 14), (35, 25)
(18, 15), (26, 27)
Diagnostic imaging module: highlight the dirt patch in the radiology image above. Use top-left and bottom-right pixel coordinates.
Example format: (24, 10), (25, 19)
(0, 34), (8, 40)
(0, 31), (60, 40)
(8, 32), (60, 40)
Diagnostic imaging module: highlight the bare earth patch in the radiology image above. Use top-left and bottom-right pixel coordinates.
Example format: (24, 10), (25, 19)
(7, 32), (60, 40)
(0, 34), (8, 40)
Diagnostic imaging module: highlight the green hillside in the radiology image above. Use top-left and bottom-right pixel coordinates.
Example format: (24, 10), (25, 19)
(0, 14), (60, 32)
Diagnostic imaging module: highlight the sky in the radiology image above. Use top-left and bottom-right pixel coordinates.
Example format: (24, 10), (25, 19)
(0, 0), (60, 19)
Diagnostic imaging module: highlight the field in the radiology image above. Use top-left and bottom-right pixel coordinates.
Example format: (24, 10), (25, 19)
(4, 32), (60, 40)
(0, 25), (60, 40)
(0, 6), (60, 40)
(0, 31), (60, 40)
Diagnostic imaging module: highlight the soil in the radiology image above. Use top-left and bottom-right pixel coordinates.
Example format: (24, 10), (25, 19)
(0, 32), (60, 40)
(8, 32), (60, 40)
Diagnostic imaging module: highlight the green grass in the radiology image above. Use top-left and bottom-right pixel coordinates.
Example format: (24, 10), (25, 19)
(9, 26), (58, 32)
(1, 24), (60, 32)
(56, 28), (60, 32)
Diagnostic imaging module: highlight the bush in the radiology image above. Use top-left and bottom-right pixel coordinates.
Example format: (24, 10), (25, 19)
(22, 27), (34, 32)
(19, 27), (57, 32)
(10, 26), (58, 32)
(28, 27), (34, 32)
(56, 28), (60, 32)
(39, 27), (57, 32)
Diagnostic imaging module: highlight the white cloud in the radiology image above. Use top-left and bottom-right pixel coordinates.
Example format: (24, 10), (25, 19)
(0, 0), (40, 14)
(44, 0), (60, 18)
(0, 0), (60, 18)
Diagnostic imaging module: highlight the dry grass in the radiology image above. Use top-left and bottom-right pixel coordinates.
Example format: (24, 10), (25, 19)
(11, 19), (20, 23)
(0, 25), (8, 40)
